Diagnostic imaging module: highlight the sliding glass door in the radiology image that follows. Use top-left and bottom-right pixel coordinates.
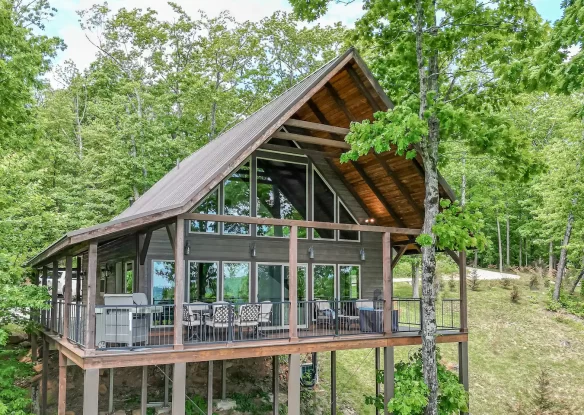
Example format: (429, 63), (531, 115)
(257, 263), (307, 327)
(151, 260), (175, 327)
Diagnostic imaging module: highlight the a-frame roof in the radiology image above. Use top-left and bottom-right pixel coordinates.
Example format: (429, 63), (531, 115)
(27, 47), (455, 266)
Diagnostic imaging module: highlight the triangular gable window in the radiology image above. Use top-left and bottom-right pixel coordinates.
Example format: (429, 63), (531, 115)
(190, 188), (219, 233)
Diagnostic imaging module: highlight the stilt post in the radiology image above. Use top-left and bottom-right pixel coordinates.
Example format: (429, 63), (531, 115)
(41, 338), (48, 415)
(172, 362), (186, 415)
(58, 352), (67, 415)
(141, 366), (148, 415)
(109, 368), (114, 413)
(383, 346), (394, 415)
(83, 369), (99, 415)
(207, 361), (214, 415)
(288, 354), (300, 415)
(222, 360), (227, 400)
(331, 351), (337, 415)
(375, 348), (380, 415)
(272, 356), (279, 415)
(164, 364), (170, 407)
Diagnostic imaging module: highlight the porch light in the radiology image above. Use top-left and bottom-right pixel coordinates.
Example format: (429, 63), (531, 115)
(308, 246), (314, 259)
(250, 243), (257, 257)
(364, 218), (375, 224)
(360, 248), (366, 261)
(185, 240), (191, 255)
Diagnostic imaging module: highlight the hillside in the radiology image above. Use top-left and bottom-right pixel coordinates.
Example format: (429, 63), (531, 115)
(314, 272), (584, 415)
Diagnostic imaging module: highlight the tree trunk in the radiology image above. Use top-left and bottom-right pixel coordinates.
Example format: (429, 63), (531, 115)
(553, 212), (574, 301)
(506, 216), (510, 268)
(412, 261), (420, 298)
(548, 241), (554, 276)
(497, 217), (503, 273)
(569, 268), (584, 294)
(519, 238), (522, 268)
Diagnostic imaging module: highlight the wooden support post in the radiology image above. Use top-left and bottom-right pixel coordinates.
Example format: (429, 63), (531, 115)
(174, 217), (185, 350)
(383, 347), (394, 415)
(288, 354), (300, 415)
(31, 333), (37, 363)
(458, 342), (469, 415)
(382, 233), (393, 335)
(76, 257), (81, 301)
(272, 356), (279, 415)
(173, 362), (186, 415)
(331, 351), (337, 415)
(109, 368), (114, 413)
(375, 348), (380, 415)
(141, 366), (148, 415)
(85, 241), (97, 352)
(164, 364), (170, 407)
(207, 361), (214, 415)
(63, 256), (72, 340)
(51, 260), (59, 332)
(288, 226), (298, 340)
(42, 266), (48, 327)
(83, 369), (99, 415)
(222, 360), (227, 400)
(58, 352), (67, 415)
(459, 251), (468, 331)
(41, 338), (48, 415)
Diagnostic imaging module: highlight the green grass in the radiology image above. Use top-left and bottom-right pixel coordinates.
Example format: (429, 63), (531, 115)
(316, 273), (584, 414)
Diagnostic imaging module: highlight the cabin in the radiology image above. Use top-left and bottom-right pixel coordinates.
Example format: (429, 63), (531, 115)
(28, 48), (469, 415)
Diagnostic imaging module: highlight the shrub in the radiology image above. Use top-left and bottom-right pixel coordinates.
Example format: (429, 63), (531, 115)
(501, 278), (512, 289)
(448, 277), (456, 292)
(511, 285), (520, 303)
(529, 274), (539, 290)
(365, 349), (468, 415)
(546, 299), (562, 312)
(532, 369), (553, 412)
(469, 268), (480, 291)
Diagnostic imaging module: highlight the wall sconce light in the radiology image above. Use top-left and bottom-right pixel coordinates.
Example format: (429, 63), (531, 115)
(360, 248), (366, 261)
(185, 240), (191, 255)
(308, 246), (315, 260)
(364, 218), (376, 225)
(250, 243), (257, 257)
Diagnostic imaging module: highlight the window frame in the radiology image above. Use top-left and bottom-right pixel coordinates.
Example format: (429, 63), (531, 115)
(221, 261), (251, 302)
(311, 167), (337, 241)
(222, 159), (252, 236)
(189, 187), (220, 235)
(338, 264), (362, 300)
(255, 262), (309, 302)
(337, 199), (361, 242)
(311, 263), (337, 301)
(255, 156), (309, 239)
(187, 260), (219, 304)
(124, 261), (134, 294)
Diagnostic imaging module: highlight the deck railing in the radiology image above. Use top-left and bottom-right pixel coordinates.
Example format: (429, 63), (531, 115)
(392, 298), (461, 332)
(42, 297), (461, 351)
(67, 303), (86, 347)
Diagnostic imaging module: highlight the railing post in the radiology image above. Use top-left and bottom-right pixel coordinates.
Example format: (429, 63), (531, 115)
(173, 217), (185, 350)
(85, 241), (98, 353)
(382, 232), (393, 335)
(63, 256), (72, 340)
(419, 298), (423, 333)
(288, 225), (298, 340)
(334, 300), (339, 336)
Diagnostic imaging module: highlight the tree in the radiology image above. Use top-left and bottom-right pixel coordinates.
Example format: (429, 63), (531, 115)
(289, 1), (543, 413)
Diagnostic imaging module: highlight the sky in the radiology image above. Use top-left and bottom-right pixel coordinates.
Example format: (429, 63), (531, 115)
(43, 0), (563, 76)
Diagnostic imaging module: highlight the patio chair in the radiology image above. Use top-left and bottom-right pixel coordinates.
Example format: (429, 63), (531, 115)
(206, 303), (233, 342)
(338, 300), (360, 331)
(258, 301), (273, 337)
(183, 303), (207, 342)
(234, 304), (260, 340)
(315, 300), (335, 331)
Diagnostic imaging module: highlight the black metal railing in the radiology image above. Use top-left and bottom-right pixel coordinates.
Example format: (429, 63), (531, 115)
(392, 298), (462, 332)
(67, 303), (86, 347)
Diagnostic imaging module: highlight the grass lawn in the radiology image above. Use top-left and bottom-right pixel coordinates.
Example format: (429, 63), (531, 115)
(316, 273), (584, 414)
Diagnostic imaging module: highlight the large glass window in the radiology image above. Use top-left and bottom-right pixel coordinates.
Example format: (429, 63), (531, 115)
(189, 261), (218, 303)
(256, 158), (308, 238)
(313, 171), (335, 239)
(223, 262), (250, 302)
(223, 162), (251, 235)
(190, 188), (219, 233)
(338, 201), (359, 241)
(339, 265), (360, 300)
(313, 264), (335, 301)
(152, 260), (175, 327)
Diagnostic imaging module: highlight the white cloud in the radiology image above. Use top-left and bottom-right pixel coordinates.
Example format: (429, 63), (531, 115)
(46, 0), (364, 86)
